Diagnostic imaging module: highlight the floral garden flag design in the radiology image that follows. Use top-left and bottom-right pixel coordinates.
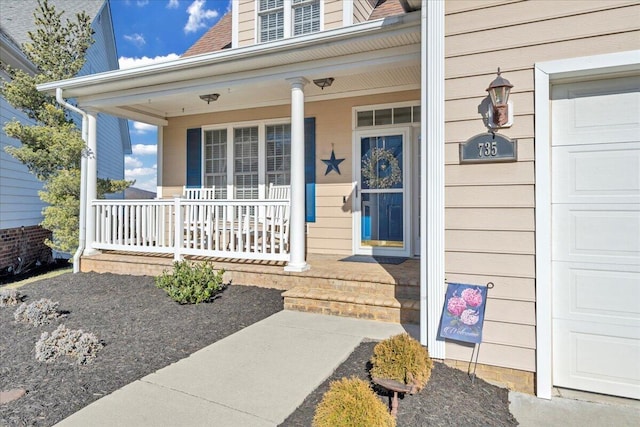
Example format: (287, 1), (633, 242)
(438, 283), (489, 344)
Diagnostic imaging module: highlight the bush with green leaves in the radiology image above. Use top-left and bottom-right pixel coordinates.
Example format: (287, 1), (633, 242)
(35, 324), (103, 365)
(14, 298), (62, 326)
(313, 376), (395, 427)
(155, 260), (225, 304)
(370, 333), (434, 393)
(0, 289), (24, 307)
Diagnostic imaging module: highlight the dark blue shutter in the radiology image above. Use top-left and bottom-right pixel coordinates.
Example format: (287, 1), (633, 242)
(186, 128), (202, 187)
(304, 117), (316, 222)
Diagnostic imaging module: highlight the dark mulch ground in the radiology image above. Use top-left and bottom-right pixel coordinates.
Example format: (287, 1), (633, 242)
(0, 272), (283, 427)
(281, 341), (519, 427)
(2, 272), (518, 427)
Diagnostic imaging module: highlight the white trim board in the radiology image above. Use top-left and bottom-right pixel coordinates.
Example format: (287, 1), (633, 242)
(534, 49), (640, 400)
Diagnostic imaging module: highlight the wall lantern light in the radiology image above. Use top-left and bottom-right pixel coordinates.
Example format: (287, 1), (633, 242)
(486, 68), (513, 128)
(313, 77), (334, 90)
(199, 93), (220, 104)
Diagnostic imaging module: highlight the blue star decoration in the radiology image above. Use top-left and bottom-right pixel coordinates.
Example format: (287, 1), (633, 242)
(322, 149), (345, 175)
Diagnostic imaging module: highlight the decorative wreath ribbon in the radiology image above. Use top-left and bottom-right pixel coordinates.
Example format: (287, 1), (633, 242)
(362, 147), (401, 189)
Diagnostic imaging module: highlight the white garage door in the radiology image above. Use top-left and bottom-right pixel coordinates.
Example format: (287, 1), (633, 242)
(551, 76), (640, 399)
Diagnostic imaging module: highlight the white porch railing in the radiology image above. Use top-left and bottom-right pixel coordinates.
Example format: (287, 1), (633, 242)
(92, 198), (290, 261)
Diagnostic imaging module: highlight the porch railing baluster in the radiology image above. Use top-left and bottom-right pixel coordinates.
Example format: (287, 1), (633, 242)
(90, 198), (289, 262)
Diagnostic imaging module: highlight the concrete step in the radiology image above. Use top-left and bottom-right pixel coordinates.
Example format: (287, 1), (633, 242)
(283, 286), (419, 324)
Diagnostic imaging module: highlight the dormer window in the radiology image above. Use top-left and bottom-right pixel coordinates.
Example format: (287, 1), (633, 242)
(258, 0), (320, 43)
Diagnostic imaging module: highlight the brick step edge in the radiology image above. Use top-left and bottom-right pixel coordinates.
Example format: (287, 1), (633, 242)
(282, 286), (420, 310)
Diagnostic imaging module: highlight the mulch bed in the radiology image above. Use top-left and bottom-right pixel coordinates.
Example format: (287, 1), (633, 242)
(0, 272), (284, 427)
(281, 341), (519, 426)
(2, 272), (518, 427)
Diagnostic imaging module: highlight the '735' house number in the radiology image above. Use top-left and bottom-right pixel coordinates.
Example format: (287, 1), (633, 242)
(459, 133), (517, 164)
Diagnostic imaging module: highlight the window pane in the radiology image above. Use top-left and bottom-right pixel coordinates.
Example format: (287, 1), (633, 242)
(266, 124), (291, 186)
(293, 1), (320, 36)
(260, 11), (284, 42)
(394, 107), (412, 124)
(203, 129), (227, 198)
(260, 0), (283, 11)
(375, 109), (392, 125)
(357, 110), (374, 127)
(234, 127), (259, 199)
(413, 105), (421, 122)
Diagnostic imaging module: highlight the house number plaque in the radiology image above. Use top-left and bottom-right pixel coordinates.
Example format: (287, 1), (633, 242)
(459, 132), (517, 164)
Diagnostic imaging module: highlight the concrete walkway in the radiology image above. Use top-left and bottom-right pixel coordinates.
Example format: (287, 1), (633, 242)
(55, 311), (412, 426)
(510, 388), (640, 427)
(54, 309), (640, 426)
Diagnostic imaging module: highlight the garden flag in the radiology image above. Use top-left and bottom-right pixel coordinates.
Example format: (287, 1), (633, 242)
(438, 283), (489, 344)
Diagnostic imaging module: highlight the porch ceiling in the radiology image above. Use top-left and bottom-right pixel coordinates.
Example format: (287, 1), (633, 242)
(38, 12), (421, 126)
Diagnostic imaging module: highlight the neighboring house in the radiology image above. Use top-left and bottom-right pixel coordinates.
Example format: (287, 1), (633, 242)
(0, 0), (131, 273)
(37, 0), (639, 401)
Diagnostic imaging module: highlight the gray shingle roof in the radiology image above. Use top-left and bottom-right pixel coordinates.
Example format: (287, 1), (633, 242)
(0, 0), (104, 50)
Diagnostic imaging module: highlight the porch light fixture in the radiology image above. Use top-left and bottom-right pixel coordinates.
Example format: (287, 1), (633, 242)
(313, 77), (334, 90)
(199, 93), (220, 104)
(486, 68), (513, 128)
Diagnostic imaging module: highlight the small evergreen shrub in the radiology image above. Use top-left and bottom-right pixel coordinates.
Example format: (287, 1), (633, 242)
(14, 298), (62, 326)
(370, 333), (434, 393)
(313, 376), (395, 427)
(155, 260), (225, 304)
(0, 289), (24, 307)
(35, 324), (103, 365)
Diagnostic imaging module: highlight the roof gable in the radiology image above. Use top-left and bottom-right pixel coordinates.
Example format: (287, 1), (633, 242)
(182, 11), (231, 58)
(369, 0), (406, 21)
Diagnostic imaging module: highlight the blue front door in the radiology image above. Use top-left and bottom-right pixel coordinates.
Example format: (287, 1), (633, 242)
(358, 132), (407, 254)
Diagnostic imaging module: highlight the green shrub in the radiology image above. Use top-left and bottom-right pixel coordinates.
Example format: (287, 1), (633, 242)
(155, 260), (225, 304)
(370, 333), (433, 393)
(313, 376), (395, 427)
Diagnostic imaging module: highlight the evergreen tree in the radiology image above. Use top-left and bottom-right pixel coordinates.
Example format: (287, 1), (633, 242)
(1, 0), (131, 254)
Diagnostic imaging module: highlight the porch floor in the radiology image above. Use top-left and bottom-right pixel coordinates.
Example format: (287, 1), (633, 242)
(81, 252), (420, 324)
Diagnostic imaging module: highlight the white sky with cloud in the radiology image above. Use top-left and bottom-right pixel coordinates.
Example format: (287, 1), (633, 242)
(118, 54), (181, 70)
(184, 0), (219, 33)
(112, 1), (228, 193)
(125, 121), (159, 192)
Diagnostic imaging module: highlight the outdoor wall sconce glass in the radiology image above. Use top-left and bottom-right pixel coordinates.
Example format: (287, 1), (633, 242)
(486, 68), (513, 128)
(313, 77), (334, 90)
(199, 93), (220, 104)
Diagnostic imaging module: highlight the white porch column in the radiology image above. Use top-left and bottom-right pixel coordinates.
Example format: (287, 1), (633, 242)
(422, 0), (446, 358)
(284, 77), (310, 272)
(83, 110), (99, 256)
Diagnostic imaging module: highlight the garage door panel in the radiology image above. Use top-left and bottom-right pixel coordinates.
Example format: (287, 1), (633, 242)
(553, 262), (640, 326)
(553, 204), (640, 264)
(552, 77), (640, 146)
(552, 143), (640, 204)
(553, 320), (640, 399)
(552, 76), (640, 399)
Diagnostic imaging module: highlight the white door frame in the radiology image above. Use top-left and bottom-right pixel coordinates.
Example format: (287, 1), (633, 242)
(352, 127), (412, 257)
(534, 49), (640, 399)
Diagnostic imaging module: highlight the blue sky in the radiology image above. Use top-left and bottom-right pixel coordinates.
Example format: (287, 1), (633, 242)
(110, 0), (230, 192)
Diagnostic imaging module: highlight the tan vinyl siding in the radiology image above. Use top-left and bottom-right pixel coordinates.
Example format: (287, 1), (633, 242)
(323, 0), (343, 30)
(238, 0), (255, 47)
(353, 0), (374, 23)
(443, 0), (640, 372)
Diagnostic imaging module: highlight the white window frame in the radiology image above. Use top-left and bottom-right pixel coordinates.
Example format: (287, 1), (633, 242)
(255, 0), (322, 43)
(202, 118), (291, 199)
(292, 0), (322, 37)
